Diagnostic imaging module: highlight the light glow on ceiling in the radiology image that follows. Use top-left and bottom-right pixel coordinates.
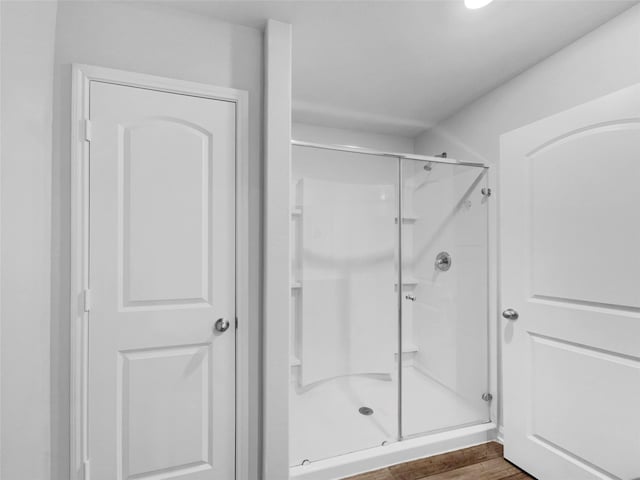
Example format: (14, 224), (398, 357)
(465, 0), (494, 9)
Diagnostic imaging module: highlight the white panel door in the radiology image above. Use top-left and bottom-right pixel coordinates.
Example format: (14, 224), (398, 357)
(501, 84), (640, 480)
(88, 81), (236, 480)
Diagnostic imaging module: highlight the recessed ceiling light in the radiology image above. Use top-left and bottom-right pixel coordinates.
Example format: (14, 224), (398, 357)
(465, 0), (494, 9)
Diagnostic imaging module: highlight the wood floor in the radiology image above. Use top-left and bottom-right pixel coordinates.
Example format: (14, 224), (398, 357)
(343, 442), (535, 480)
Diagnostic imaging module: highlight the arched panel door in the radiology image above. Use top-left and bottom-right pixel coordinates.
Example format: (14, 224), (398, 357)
(500, 84), (640, 480)
(88, 81), (236, 480)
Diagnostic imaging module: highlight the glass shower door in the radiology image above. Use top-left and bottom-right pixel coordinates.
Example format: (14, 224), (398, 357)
(289, 145), (400, 465)
(399, 159), (490, 438)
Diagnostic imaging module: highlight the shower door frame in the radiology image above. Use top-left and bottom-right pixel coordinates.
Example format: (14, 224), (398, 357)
(287, 140), (496, 449)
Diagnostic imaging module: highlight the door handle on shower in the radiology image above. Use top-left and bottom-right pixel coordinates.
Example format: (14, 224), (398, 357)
(405, 294), (416, 301)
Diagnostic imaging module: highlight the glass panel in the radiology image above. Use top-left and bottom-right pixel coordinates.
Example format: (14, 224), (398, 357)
(400, 159), (490, 438)
(289, 145), (400, 465)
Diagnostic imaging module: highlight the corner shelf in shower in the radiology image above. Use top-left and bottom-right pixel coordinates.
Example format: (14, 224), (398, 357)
(402, 342), (418, 354)
(395, 215), (419, 224)
(395, 278), (419, 287)
(290, 355), (301, 367)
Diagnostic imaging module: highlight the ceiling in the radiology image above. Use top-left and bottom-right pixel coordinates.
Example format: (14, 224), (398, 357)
(171, 0), (636, 137)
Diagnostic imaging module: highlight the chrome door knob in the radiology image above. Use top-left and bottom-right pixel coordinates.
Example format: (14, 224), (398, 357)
(435, 251), (452, 272)
(214, 318), (230, 333)
(502, 309), (519, 321)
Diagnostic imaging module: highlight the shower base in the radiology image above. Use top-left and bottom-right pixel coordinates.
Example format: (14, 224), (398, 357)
(290, 365), (496, 479)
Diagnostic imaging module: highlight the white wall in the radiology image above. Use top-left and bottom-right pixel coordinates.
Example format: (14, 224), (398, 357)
(413, 3), (640, 432)
(293, 122), (415, 153)
(49, 3), (263, 479)
(0, 2), (58, 479)
(414, 4), (640, 163)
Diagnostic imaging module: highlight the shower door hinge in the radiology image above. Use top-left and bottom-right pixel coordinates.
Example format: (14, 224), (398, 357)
(83, 289), (92, 313)
(482, 392), (493, 402)
(235, 317), (238, 329)
(84, 119), (92, 142)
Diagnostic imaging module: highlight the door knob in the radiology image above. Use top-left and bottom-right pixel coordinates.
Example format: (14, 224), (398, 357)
(502, 309), (519, 321)
(435, 251), (452, 272)
(214, 318), (230, 333)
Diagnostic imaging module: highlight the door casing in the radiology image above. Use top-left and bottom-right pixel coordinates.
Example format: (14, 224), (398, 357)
(69, 64), (250, 480)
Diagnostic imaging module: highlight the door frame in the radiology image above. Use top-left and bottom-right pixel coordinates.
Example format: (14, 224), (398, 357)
(69, 64), (250, 480)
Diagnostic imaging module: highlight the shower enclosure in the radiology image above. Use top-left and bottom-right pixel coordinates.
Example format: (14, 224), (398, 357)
(289, 141), (490, 468)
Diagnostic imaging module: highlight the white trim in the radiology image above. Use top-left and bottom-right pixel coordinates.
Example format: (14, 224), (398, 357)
(262, 20), (292, 480)
(69, 64), (250, 480)
(0, 3), (3, 473)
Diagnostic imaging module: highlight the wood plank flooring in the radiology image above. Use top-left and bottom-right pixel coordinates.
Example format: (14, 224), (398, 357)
(343, 442), (535, 480)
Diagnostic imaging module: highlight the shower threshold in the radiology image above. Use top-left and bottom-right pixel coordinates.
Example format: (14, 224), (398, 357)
(289, 422), (497, 480)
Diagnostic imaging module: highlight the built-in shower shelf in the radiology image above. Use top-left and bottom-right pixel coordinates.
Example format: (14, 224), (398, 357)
(291, 281), (302, 289)
(402, 342), (419, 353)
(291, 206), (303, 216)
(394, 215), (418, 224)
(395, 278), (419, 287)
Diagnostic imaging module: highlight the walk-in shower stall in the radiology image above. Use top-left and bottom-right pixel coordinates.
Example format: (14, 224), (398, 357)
(289, 141), (492, 474)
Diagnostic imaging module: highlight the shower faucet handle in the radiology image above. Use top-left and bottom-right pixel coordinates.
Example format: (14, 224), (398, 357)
(405, 294), (416, 301)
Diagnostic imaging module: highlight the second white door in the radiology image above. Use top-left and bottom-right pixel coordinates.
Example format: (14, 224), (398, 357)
(501, 84), (640, 480)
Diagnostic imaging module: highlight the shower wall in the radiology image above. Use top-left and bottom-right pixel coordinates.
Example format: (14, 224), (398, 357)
(290, 144), (398, 384)
(290, 122), (415, 385)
